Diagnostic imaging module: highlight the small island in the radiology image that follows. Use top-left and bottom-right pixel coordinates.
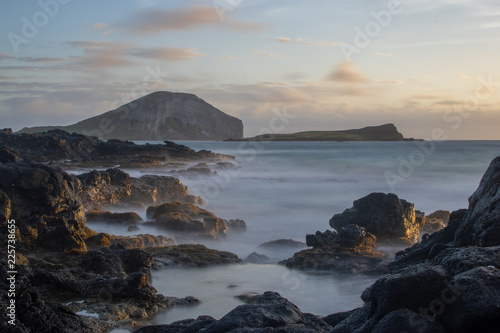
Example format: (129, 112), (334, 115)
(231, 123), (420, 142)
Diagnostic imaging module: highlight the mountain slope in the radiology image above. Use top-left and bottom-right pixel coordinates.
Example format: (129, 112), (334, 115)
(19, 91), (244, 141)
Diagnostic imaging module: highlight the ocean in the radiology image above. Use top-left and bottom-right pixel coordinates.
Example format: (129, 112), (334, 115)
(86, 140), (500, 325)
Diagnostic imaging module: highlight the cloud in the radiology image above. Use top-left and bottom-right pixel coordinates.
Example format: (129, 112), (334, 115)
(132, 47), (205, 61)
(375, 52), (394, 56)
(456, 74), (469, 79)
(328, 61), (369, 83)
(88, 22), (114, 35)
(66, 40), (136, 69)
(218, 56), (238, 61)
(17, 57), (68, 63)
(251, 50), (283, 59)
(0, 54), (15, 62)
(273, 37), (340, 46)
(379, 80), (404, 84)
(121, 6), (264, 35)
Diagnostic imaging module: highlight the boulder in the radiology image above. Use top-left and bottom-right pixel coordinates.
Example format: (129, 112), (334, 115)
(77, 169), (203, 210)
(0, 146), (20, 163)
(0, 162), (89, 252)
(227, 219), (247, 232)
(282, 225), (386, 274)
(329, 193), (423, 245)
(145, 202), (227, 239)
(244, 252), (270, 264)
(421, 210), (450, 234)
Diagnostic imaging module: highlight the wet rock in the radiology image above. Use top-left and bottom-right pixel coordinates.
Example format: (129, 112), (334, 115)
(145, 244), (241, 267)
(135, 315), (217, 333)
(145, 202), (227, 239)
(85, 209), (143, 225)
(128, 225), (140, 232)
(329, 193), (423, 245)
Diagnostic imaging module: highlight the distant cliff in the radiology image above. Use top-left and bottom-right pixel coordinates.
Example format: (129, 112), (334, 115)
(236, 124), (417, 141)
(19, 91), (244, 141)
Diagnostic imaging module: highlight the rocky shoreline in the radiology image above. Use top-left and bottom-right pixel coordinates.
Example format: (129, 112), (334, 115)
(1, 129), (499, 332)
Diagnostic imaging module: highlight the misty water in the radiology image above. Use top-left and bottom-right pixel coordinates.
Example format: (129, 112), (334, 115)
(85, 140), (500, 325)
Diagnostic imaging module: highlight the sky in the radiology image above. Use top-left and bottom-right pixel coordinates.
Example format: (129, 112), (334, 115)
(1, 0), (499, 139)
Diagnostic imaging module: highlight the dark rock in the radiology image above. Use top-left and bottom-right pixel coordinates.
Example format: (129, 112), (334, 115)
(145, 202), (227, 239)
(282, 225), (386, 274)
(439, 266), (500, 333)
(454, 156), (500, 247)
(3, 128), (234, 167)
(135, 315), (217, 333)
(235, 292), (262, 304)
(0, 269), (96, 333)
(244, 252), (270, 264)
(0, 146), (21, 163)
(421, 210), (450, 234)
(85, 209), (143, 225)
(0, 162), (89, 252)
(258, 239), (307, 249)
(128, 225), (140, 232)
(329, 193), (423, 245)
(85, 232), (174, 250)
(202, 291), (310, 332)
(77, 169), (203, 209)
(322, 308), (358, 327)
(145, 244), (241, 267)
(431, 246), (500, 276)
(371, 308), (445, 333)
(227, 219), (247, 232)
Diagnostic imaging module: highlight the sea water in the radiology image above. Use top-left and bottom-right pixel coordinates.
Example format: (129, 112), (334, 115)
(86, 140), (500, 324)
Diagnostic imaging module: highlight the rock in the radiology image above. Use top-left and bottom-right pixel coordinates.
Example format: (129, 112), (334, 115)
(135, 315), (217, 333)
(2, 129), (234, 168)
(77, 169), (203, 210)
(145, 244), (241, 267)
(145, 202), (227, 239)
(128, 225), (140, 232)
(85, 233), (174, 250)
(0, 271), (97, 333)
(454, 156), (500, 247)
(0, 162), (89, 252)
(20, 91), (244, 141)
(85, 209), (143, 225)
(244, 252), (270, 264)
(282, 225), (386, 274)
(235, 292), (262, 304)
(0, 146), (20, 163)
(421, 210), (450, 234)
(141, 291), (331, 333)
(439, 266), (500, 333)
(227, 219), (247, 232)
(325, 156), (500, 333)
(329, 193), (423, 245)
(258, 239), (307, 249)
